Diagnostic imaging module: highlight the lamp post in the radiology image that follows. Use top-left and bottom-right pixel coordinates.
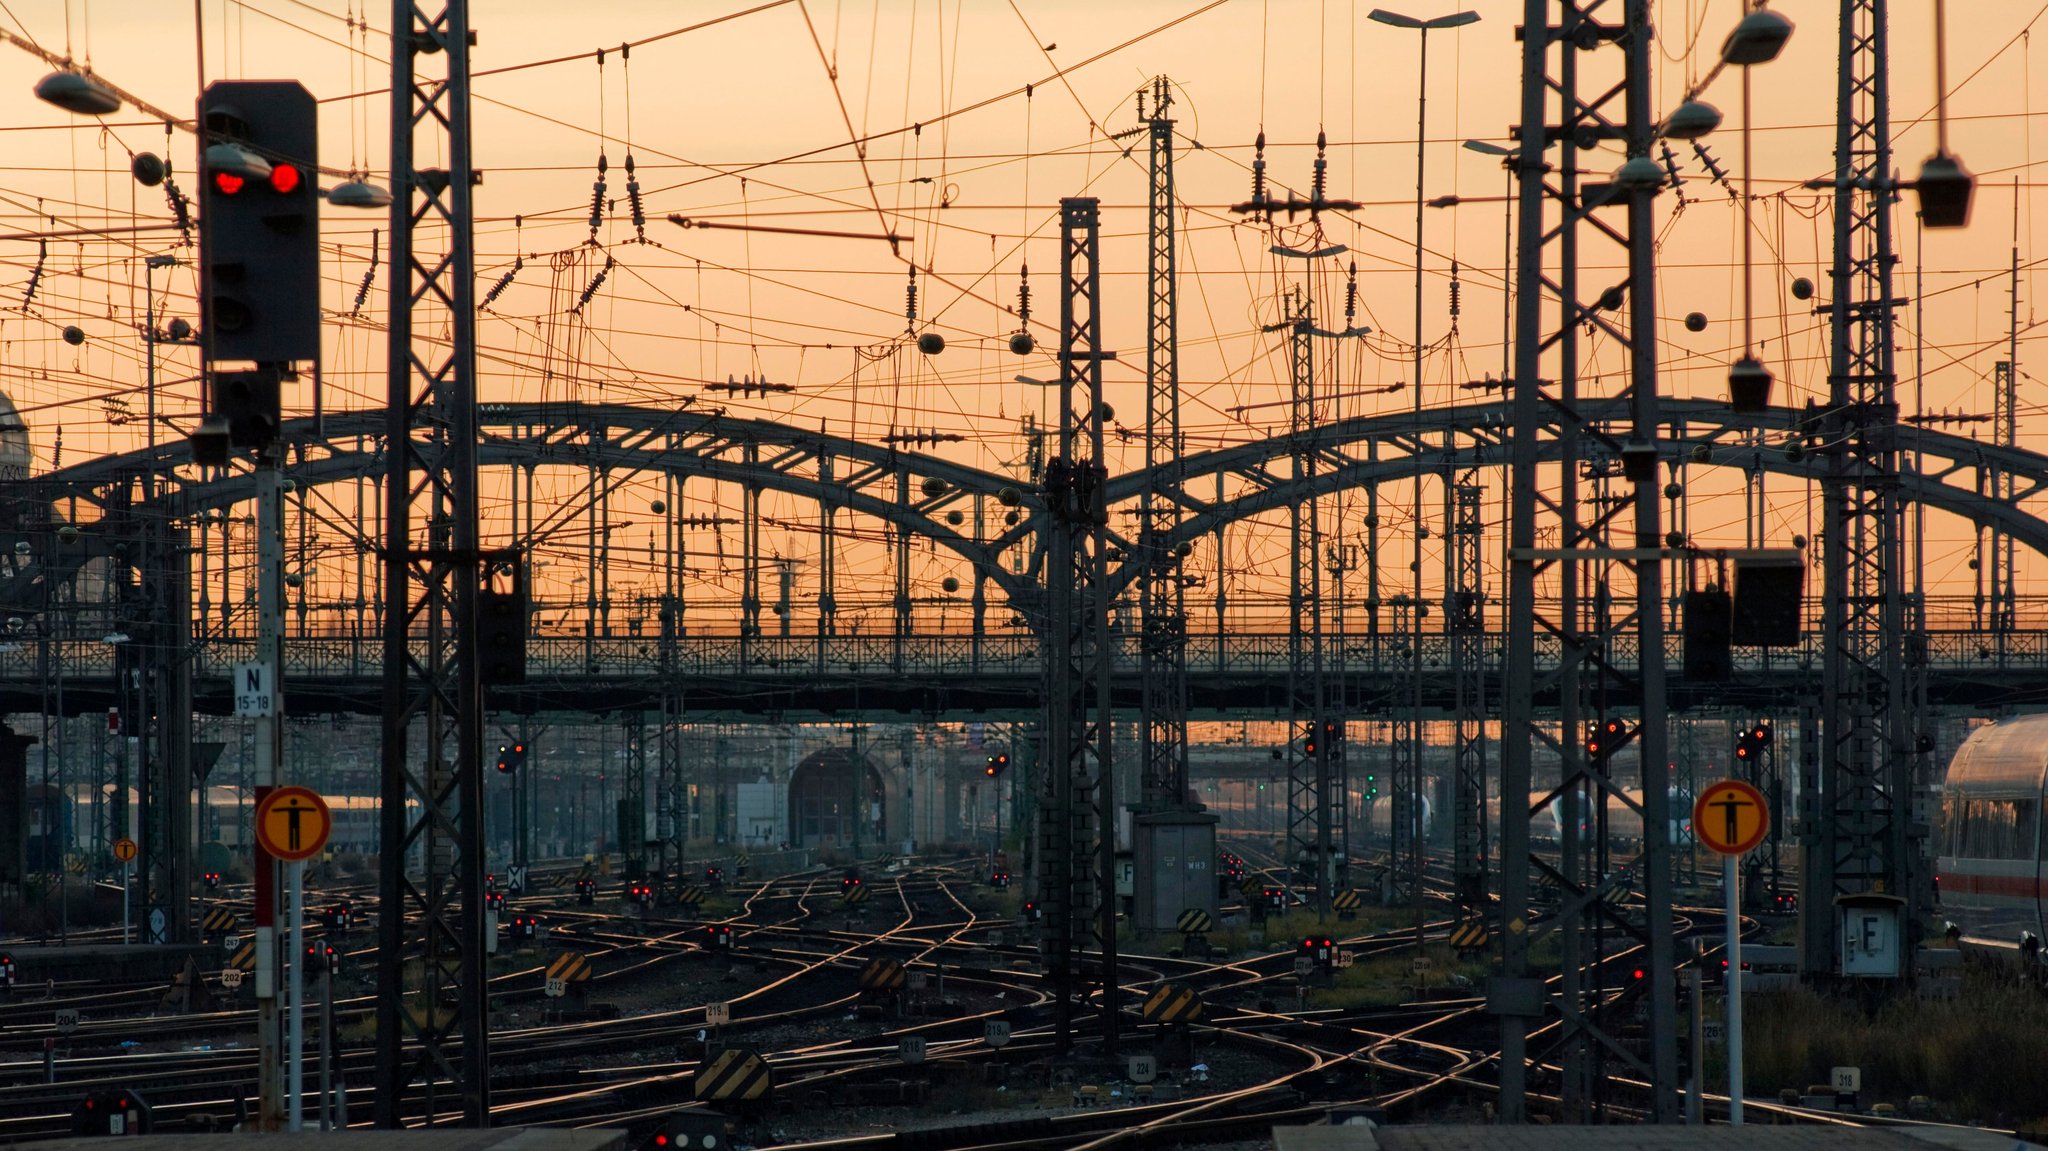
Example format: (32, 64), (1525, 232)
(1369, 5), (1478, 924)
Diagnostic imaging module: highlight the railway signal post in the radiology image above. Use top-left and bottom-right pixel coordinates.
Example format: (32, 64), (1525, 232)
(256, 785), (333, 1131)
(1694, 778), (1768, 1125)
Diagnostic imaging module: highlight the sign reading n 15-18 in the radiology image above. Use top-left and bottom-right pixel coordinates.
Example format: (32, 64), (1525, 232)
(232, 662), (276, 718)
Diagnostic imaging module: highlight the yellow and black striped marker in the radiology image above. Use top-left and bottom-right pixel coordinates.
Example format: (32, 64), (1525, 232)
(1175, 908), (1213, 935)
(1332, 889), (1363, 919)
(547, 952), (592, 984)
(871, 851), (896, 867)
(858, 957), (905, 992)
(841, 882), (869, 906)
(202, 908), (238, 936)
(1449, 920), (1490, 952)
(229, 942), (257, 972)
(694, 1046), (772, 1102)
(1141, 981), (1203, 1026)
(676, 885), (706, 908)
(1239, 873), (1260, 897)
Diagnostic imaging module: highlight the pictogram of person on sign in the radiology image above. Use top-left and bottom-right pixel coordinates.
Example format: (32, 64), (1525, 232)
(1709, 790), (1752, 847)
(277, 793), (316, 852)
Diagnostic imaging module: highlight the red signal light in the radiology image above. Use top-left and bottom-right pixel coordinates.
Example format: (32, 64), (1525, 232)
(1632, 967), (1646, 980)
(269, 163), (301, 194)
(213, 170), (245, 195)
(656, 1135), (671, 1147)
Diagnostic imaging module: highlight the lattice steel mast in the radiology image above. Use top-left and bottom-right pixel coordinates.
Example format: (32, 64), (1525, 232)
(1137, 76), (1190, 812)
(376, 0), (489, 1125)
(1494, 0), (1677, 1121)
(1279, 290), (1343, 913)
(1448, 474), (1487, 909)
(1801, 0), (1930, 973)
(1038, 198), (1117, 1054)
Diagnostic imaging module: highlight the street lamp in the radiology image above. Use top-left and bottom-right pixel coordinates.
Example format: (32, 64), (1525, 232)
(1371, 8), (1477, 905)
(1368, 7), (1482, 411)
(1461, 139), (1514, 381)
(1723, 9), (1795, 410)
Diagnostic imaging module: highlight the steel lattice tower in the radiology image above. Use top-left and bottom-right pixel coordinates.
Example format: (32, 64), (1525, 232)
(1138, 76), (1191, 811)
(1495, 0), (1678, 1121)
(1280, 290), (1344, 912)
(1448, 474), (1487, 909)
(1038, 198), (1117, 1054)
(1800, 0), (1931, 973)
(375, 0), (490, 1124)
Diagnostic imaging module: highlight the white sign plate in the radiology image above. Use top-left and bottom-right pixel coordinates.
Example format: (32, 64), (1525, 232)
(544, 976), (566, 999)
(232, 662), (277, 718)
(1335, 949), (1354, 969)
(1832, 1066), (1861, 1094)
(55, 1008), (80, 1033)
(1127, 1054), (1157, 1084)
(1701, 1019), (1725, 1046)
(221, 968), (245, 990)
(898, 1035), (927, 1065)
(707, 1001), (730, 1026)
(1293, 956), (1315, 978)
(983, 1019), (1011, 1048)
(909, 971), (929, 991)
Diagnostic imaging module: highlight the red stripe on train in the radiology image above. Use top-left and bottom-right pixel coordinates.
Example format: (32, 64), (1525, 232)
(1941, 872), (2047, 899)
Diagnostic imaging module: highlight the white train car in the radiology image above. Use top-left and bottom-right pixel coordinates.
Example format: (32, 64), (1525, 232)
(1935, 714), (2047, 947)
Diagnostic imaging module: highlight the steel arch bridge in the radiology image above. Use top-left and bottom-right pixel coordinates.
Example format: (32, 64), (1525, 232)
(4, 397), (2047, 716)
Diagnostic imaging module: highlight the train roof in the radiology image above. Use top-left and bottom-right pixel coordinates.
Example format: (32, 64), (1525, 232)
(1943, 714), (2048, 799)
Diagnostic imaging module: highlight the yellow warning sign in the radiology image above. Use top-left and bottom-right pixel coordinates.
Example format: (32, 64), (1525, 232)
(255, 786), (332, 862)
(1693, 779), (1769, 856)
(112, 838), (137, 863)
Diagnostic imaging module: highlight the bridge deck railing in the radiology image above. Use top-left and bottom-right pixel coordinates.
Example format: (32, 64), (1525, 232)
(2, 629), (2044, 683)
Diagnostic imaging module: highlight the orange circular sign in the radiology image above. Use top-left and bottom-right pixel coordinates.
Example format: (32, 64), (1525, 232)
(254, 786), (332, 862)
(1693, 779), (1769, 856)
(111, 837), (137, 863)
